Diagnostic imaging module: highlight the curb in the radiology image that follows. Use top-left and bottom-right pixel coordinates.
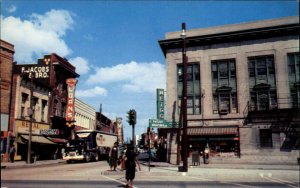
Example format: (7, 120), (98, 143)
(1, 160), (65, 169)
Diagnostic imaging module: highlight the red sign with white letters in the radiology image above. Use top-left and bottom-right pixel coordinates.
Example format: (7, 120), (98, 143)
(66, 78), (77, 122)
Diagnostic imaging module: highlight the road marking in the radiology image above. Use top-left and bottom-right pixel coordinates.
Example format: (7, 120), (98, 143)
(100, 174), (140, 188)
(188, 176), (258, 188)
(269, 176), (298, 186)
(263, 176), (299, 188)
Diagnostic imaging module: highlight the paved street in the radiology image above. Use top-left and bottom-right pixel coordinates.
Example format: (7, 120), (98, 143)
(1, 160), (299, 188)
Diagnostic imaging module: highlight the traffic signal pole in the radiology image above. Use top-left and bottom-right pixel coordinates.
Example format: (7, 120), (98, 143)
(128, 109), (136, 148)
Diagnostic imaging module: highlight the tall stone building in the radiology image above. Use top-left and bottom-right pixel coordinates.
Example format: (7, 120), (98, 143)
(0, 40), (15, 161)
(159, 16), (299, 164)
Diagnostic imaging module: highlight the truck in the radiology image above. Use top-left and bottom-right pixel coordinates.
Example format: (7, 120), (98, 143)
(63, 130), (118, 163)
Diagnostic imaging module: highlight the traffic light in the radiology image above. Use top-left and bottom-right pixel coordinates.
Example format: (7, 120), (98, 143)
(127, 109), (136, 126)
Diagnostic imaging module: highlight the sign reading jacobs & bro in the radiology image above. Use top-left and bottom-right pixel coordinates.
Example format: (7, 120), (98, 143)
(14, 56), (51, 86)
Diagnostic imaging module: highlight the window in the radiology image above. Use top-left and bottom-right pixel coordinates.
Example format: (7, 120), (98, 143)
(32, 97), (38, 121)
(53, 99), (58, 116)
(248, 55), (277, 111)
(21, 93), (28, 119)
(288, 52), (300, 108)
(41, 100), (47, 122)
(211, 59), (237, 114)
(177, 63), (201, 115)
(61, 102), (66, 118)
(21, 93), (28, 104)
(21, 107), (25, 119)
(260, 129), (273, 148)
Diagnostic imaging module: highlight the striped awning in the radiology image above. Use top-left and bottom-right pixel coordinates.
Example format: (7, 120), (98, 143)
(187, 127), (238, 136)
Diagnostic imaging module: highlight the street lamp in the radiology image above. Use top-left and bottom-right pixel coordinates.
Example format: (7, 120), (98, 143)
(180, 22), (188, 172)
(27, 74), (34, 164)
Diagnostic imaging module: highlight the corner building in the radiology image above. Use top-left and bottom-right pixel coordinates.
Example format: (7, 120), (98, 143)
(0, 40), (15, 160)
(159, 16), (299, 164)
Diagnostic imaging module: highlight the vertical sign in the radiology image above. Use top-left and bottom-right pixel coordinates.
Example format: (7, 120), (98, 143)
(66, 78), (78, 126)
(157, 89), (165, 120)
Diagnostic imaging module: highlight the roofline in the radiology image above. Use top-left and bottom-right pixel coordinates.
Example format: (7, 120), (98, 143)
(158, 16), (300, 56)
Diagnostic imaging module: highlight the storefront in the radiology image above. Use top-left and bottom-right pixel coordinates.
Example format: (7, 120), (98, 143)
(14, 119), (58, 160)
(187, 126), (240, 157)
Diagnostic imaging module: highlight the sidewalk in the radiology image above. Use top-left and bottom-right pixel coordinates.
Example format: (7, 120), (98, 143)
(141, 161), (300, 171)
(1, 159), (65, 169)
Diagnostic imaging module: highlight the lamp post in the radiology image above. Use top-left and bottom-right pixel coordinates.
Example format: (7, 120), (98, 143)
(27, 74), (34, 164)
(180, 22), (188, 172)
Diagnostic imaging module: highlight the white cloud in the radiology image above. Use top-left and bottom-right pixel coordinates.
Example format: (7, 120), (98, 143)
(69, 57), (90, 75)
(6, 5), (16, 13)
(87, 61), (166, 93)
(76, 86), (107, 98)
(1, 9), (73, 63)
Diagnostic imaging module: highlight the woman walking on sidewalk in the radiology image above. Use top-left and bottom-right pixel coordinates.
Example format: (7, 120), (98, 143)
(124, 145), (141, 188)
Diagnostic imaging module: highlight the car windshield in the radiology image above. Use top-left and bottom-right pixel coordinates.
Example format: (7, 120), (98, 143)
(65, 139), (86, 152)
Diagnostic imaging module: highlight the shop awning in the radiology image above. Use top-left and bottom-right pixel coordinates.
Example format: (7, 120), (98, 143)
(187, 127), (238, 136)
(20, 135), (57, 145)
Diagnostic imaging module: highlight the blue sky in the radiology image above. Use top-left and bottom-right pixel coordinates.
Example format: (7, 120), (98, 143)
(1, 0), (299, 141)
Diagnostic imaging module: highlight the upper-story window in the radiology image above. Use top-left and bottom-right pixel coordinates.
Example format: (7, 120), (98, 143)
(288, 52), (300, 108)
(21, 93), (28, 119)
(61, 102), (66, 118)
(211, 59), (237, 114)
(177, 63), (201, 115)
(53, 99), (58, 116)
(32, 97), (38, 121)
(248, 55), (277, 111)
(41, 100), (47, 122)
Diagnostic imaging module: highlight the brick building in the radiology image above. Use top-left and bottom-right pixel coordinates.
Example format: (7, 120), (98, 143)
(0, 40), (15, 161)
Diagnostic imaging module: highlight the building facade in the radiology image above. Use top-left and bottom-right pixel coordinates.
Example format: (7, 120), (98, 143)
(0, 40), (15, 161)
(95, 112), (117, 134)
(74, 98), (96, 130)
(159, 16), (299, 164)
(10, 53), (79, 161)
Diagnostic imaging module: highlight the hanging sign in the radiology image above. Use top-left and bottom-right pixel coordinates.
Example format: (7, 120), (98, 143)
(66, 78), (77, 125)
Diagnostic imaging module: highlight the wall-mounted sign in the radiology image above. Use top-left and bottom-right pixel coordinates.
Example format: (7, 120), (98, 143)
(157, 88), (165, 120)
(14, 56), (51, 86)
(66, 78), (77, 125)
(149, 119), (165, 128)
(40, 129), (60, 135)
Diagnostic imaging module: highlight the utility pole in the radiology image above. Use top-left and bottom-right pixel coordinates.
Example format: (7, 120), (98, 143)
(180, 22), (188, 172)
(27, 74), (34, 164)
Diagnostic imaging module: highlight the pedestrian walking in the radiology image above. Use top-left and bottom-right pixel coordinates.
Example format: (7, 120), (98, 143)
(124, 144), (141, 188)
(110, 142), (118, 171)
(9, 145), (16, 163)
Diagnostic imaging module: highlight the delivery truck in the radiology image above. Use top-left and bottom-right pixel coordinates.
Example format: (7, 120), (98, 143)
(63, 130), (118, 163)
